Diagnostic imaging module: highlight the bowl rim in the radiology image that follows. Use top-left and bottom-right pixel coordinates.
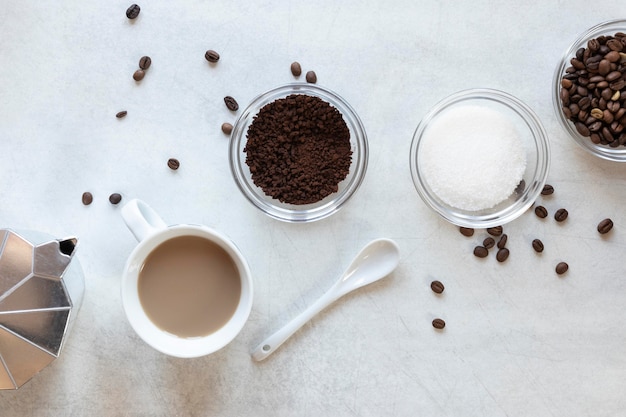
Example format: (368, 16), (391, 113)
(410, 87), (550, 228)
(552, 19), (626, 162)
(229, 83), (368, 223)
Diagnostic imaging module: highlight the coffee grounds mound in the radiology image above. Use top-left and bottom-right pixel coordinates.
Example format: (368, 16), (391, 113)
(244, 94), (352, 205)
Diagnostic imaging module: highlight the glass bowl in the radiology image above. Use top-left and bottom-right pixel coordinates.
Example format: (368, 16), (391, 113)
(410, 88), (550, 229)
(552, 19), (626, 161)
(229, 83), (368, 222)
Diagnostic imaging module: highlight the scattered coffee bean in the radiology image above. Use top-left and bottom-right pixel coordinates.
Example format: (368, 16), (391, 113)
(459, 227), (474, 237)
(305, 70), (317, 83)
(555, 262), (569, 275)
(224, 96), (239, 111)
(483, 237), (495, 249)
(109, 193), (122, 205)
(597, 218), (614, 234)
(497, 234), (508, 249)
(496, 247), (510, 262)
(535, 205), (548, 218)
(139, 56), (152, 70)
(430, 280), (445, 294)
(221, 122), (233, 135)
(290, 61), (302, 77)
(205, 50), (220, 63)
(515, 179), (526, 194)
(487, 226), (503, 237)
(432, 318), (446, 329)
(133, 69), (145, 81)
(81, 192), (93, 206)
(554, 208), (568, 222)
(116, 110), (127, 118)
(541, 184), (554, 195)
(473, 246), (489, 258)
(532, 238), (544, 253)
(167, 158), (180, 170)
(126, 4), (140, 19)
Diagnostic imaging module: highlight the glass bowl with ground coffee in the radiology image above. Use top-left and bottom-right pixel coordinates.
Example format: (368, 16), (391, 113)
(229, 83), (368, 222)
(553, 19), (626, 161)
(410, 88), (550, 228)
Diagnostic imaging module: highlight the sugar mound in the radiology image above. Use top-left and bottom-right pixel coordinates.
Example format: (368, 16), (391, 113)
(420, 105), (527, 211)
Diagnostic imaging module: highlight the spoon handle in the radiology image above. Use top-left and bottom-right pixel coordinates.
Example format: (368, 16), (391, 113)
(251, 286), (340, 361)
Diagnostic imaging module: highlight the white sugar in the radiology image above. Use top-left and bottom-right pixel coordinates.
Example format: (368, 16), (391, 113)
(420, 105), (527, 211)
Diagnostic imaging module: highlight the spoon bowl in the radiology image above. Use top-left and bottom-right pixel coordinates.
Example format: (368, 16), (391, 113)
(251, 238), (400, 361)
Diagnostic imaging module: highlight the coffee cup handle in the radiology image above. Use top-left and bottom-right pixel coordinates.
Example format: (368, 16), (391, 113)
(121, 199), (168, 242)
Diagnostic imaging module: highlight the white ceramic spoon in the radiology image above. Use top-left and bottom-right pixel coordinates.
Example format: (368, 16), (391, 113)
(251, 238), (400, 361)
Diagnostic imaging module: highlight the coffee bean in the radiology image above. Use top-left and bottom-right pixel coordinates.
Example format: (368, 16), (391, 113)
(430, 280), (444, 294)
(221, 122), (233, 135)
(606, 71), (622, 82)
(473, 246), (488, 258)
(554, 208), (568, 222)
(139, 56), (151, 70)
(575, 122), (590, 136)
(606, 50), (621, 62)
(487, 226), (503, 237)
(290, 61), (302, 77)
(459, 227), (474, 237)
(497, 234), (508, 249)
(167, 158), (180, 170)
(81, 192), (93, 205)
(133, 69), (145, 81)
(432, 318), (446, 329)
(541, 184), (554, 195)
(597, 218), (614, 234)
(607, 39), (624, 51)
(305, 70), (317, 83)
(532, 238), (544, 253)
(205, 50), (220, 63)
(126, 4), (140, 19)
(483, 237), (495, 249)
(496, 247), (510, 262)
(109, 193), (122, 205)
(535, 205), (548, 218)
(599, 59), (611, 75)
(224, 96), (239, 111)
(116, 110), (127, 118)
(555, 262), (569, 275)
(591, 108), (604, 119)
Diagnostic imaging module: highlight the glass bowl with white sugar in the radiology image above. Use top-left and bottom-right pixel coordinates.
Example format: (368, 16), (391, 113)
(410, 88), (550, 228)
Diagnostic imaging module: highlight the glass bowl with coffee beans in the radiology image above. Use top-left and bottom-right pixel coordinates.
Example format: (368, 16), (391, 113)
(229, 83), (368, 222)
(553, 19), (626, 161)
(410, 88), (550, 228)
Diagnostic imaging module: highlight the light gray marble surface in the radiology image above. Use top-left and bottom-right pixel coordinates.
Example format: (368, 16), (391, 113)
(1, 1), (626, 416)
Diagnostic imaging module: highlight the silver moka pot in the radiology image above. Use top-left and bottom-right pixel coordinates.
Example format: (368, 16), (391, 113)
(0, 229), (84, 389)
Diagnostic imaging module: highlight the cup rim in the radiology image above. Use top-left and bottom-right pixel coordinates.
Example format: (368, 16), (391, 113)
(552, 19), (626, 161)
(121, 224), (253, 358)
(228, 83), (369, 223)
(410, 88), (550, 228)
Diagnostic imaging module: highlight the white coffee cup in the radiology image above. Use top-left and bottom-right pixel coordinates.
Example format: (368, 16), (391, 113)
(120, 199), (253, 358)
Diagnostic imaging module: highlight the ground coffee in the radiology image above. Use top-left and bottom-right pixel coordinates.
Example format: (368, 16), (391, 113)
(244, 94), (352, 205)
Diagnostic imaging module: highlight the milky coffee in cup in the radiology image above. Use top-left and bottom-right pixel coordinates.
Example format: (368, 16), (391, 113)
(121, 199), (252, 358)
(138, 235), (241, 338)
